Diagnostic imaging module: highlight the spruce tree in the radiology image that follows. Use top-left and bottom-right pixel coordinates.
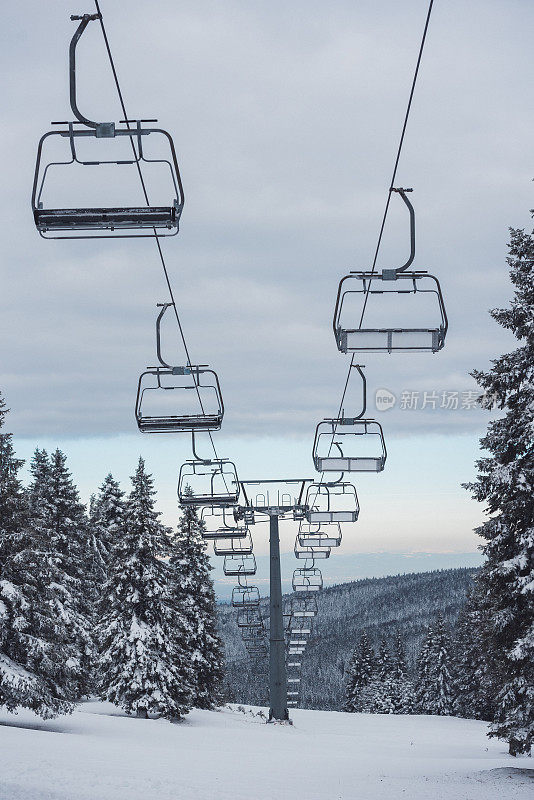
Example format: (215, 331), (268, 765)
(376, 637), (393, 680)
(453, 593), (496, 721)
(360, 632), (415, 715)
(99, 458), (194, 720)
(27, 449), (94, 698)
(0, 400), (74, 718)
(87, 474), (125, 690)
(170, 489), (224, 709)
(432, 616), (454, 716)
(89, 474), (125, 584)
(415, 616), (454, 715)
(464, 220), (534, 755)
(391, 629), (407, 680)
(344, 630), (375, 712)
(415, 624), (435, 714)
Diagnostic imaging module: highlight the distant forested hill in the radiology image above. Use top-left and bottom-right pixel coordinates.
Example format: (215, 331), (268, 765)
(218, 567), (477, 709)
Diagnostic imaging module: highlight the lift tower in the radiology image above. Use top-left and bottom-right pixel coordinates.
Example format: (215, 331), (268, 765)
(237, 479), (310, 721)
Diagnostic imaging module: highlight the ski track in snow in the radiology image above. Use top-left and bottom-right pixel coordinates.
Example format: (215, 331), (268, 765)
(0, 701), (532, 800)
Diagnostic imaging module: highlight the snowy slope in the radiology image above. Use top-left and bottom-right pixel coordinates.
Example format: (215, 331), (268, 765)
(0, 701), (532, 800)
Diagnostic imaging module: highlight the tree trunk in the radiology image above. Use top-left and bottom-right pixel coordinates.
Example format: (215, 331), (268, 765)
(136, 707), (148, 719)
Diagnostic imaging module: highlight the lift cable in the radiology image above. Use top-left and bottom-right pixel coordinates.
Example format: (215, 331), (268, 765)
(320, 0), (435, 481)
(288, 1), (436, 709)
(92, 1), (261, 649)
(93, 0), (222, 465)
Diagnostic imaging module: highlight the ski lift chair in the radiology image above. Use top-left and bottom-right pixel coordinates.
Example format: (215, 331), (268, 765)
(294, 536), (330, 560)
(305, 482), (359, 523)
(298, 521), (342, 548)
(223, 554), (257, 577)
(136, 304), (224, 433)
(237, 607), (263, 629)
(246, 642), (268, 657)
(136, 366), (223, 433)
(290, 596), (318, 617)
(289, 619), (313, 636)
(178, 459), (240, 506)
(242, 625), (265, 642)
(232, 586), (260, 607)
(312, 365), (386, 473)
(312, 417), (386, 473)
(32, 14), (184, 239)
(200, 506), (248, 540)
(332, 189), (447, 352)
(292, 568), (323, 593)
(214, 530), (254, 556)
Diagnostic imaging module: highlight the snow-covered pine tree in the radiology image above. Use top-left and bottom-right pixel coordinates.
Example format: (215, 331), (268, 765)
(344, 630), (375, 712)
(452, 590), (496, 721)
(391, 629), (407, 680)
(415, 624), (435, 714)
(0, 399), (74, 718)
(360, 633), (415, 715)
(376, 637), (393, 681)
(89, 474), (125, 584)
(387, 630), (415, 713)
(432, 615), (454, 716)
(28, 449), (94, 697)
(415, 616), (454, 715)
(87, 474), (125, 691)
(464, 220), (534, 755)
(99, 457), (194, 720)
(170, 489), (224, 709)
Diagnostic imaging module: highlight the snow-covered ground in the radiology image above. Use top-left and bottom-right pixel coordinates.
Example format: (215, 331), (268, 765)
(0, 701), (532, 800)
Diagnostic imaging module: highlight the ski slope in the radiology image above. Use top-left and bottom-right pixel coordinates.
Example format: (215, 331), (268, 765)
(0, 701), (532, 800)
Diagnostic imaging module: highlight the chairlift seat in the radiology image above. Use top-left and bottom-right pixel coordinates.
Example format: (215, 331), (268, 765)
(34, 205), (176, 233)
(290, 596), (318, 617)
(136, 365), (224, 434)
(178, 459), (240, 507)
(202, 525), (247, 540)
(232, 586), (260, 607)
(298, 522), (342, 549)
(292, 568), (323, 593)
(294, 537), (331, 560)
(32, 125), (184, 239)
(213, 531), (253, 556)
(237, 608), (263, 629)
(223, 554), (257, 577)
(305, 482), (359, 523)
(313, 418), (386, 473)
(333, 271), (447, 353)
(298, 532), (342, 549)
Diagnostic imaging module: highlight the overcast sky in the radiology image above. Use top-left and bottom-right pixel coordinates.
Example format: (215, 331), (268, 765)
(1, 1), (532, 580)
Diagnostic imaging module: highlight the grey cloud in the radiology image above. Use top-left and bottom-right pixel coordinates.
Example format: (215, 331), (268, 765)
(1, 0), (532, 440)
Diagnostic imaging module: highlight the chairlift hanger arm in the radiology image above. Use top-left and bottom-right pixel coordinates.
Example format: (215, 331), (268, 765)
(352, 363), (366, 419)
(389, 187), (415, 274)
(156, 302), (174, 368)
(69, 13), (110, 132)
